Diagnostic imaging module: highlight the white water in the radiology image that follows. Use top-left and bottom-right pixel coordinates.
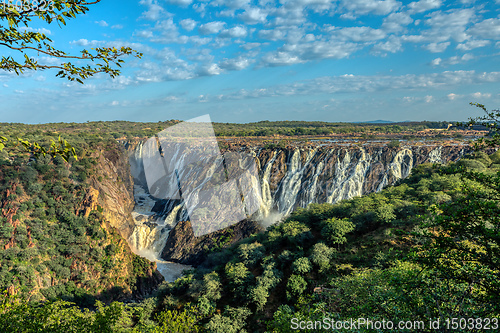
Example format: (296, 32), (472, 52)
(126, 142), (468, 279)
(128, 184), (190, 282)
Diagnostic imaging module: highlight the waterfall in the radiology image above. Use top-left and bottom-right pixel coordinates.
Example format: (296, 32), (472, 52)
(124, 140), (469, 278)
(128, 183), (190, 282)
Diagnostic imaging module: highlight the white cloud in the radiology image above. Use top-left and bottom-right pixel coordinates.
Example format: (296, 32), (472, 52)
(190, 36), (212, 45)
(240, 42), (263, 50)
(471, 92), (491, 99)
(407, 0), (442, 13)
(210, 70), (500, 101)
(261, 51), (303, 66)
(148, 19), (189, 43)
(456, 39), (490, 51)
(136, 30), (154, 38)
(71, 39), (106, 47)
(111, 24), (124, 29)
(424, 41), (450, 52)
(258, 29), (286, 41)
(212, 0), (250, 9)
(180, 18), (197, 31)
(447, 93), (460, 100)
(139, 0), (166, 21)
(431, 54), (474, 66)
(336, 26), (386, 42)
(422, 8), (475, 43)
(219, 56), (253, 70)
(199, 21), (227, 35)
(261, 40), (358, 66)
(219, 26), (248, 38)
(468, 18), (500, 40)
(339, 0), (401, 17)
(198, 63), (222, 76)
(431, 58), (442, 66)
(95, 20), (109, 27)
(18, 27), (51, 35)
(381, 12), (413, 33)
(238, 7), (268, 24)
(371, 36), (403, 54)
(167, 0), (193, 6)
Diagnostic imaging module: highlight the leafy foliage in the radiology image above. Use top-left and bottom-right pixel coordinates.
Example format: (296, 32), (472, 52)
(0, 0), (142, 82)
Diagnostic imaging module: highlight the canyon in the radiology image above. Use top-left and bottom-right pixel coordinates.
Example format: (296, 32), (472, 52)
(119, 139), (469, 274)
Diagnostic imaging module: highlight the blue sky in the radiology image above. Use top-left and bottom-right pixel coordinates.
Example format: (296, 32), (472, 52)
(1, 0), (499, 123)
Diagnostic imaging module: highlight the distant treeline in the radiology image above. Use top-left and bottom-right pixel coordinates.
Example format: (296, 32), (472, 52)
(213, 120), (449, 136)
(0, 120), (450, 143)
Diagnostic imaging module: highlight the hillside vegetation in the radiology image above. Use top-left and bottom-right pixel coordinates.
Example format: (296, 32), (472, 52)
(1, 145), (499, 332)
(0, 119), (452, 142)
(0, 140), (161, 306)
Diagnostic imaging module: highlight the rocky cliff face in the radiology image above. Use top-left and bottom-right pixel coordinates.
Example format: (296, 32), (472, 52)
(88, 146), (136, 240)
(123, 140), (469, 265)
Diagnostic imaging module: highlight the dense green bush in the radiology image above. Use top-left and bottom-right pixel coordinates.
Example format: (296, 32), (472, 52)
(320, 217), (355, 245)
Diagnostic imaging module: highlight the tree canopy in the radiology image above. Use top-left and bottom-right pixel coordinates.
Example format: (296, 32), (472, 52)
(0, 0), (142, 159)
(0, 0), (142, 83)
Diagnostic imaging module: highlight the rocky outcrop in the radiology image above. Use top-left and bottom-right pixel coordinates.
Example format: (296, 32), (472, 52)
(90, 145), (136, 239)
(161, 219), (263, 266)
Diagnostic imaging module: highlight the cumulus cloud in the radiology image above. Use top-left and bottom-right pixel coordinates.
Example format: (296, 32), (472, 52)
(339, 0), (401, 17)
(258, 29), (286, 41)
(407, 0), (442, 13)
(180, 18), (197, 31)
(371, 36), (403, 54)
(146, 19), (189, 44)
(198, 63), (223, 76)
(71, 39), (106, 47)
(336, 26), (387, 42)
(238, 7), (268, 24)
(424, 41), (450, 52)
(261, 51), (303, 66)
(212, 0), (250, 9)
(199, 21), (227, 35)
(468, 18), (500, 40)
(456, 39), (490, 51)
(139, 0), (166, 21)
(431, 58), (442, 66)
(260, 40), (358, 66)
(219, 56), (253, 70)
(422, 8), (474, 43)
(95, 20), (109, 27)
(206, 70), (500, 101)
(167, 0), (193, 6)
(381, 12), (413, 33)
(18, 27), (51, 35)
(219, 26), (248, 38)
(447, 93), (460, 100)
(471, 92), (492, 99)
(431, 54), (474, 66)
(240, 42), (263, 50)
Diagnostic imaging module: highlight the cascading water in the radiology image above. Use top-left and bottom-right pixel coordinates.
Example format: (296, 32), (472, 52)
(124, 140), (469, 275)
(128, 184), (190, 281)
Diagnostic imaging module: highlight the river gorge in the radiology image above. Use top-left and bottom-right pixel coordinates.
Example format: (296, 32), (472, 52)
(121, 139), (469, 280)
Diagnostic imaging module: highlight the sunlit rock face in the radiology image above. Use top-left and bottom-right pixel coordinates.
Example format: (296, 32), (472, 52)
(123, 140), (469, 265)
(252, 144), (466, 218)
